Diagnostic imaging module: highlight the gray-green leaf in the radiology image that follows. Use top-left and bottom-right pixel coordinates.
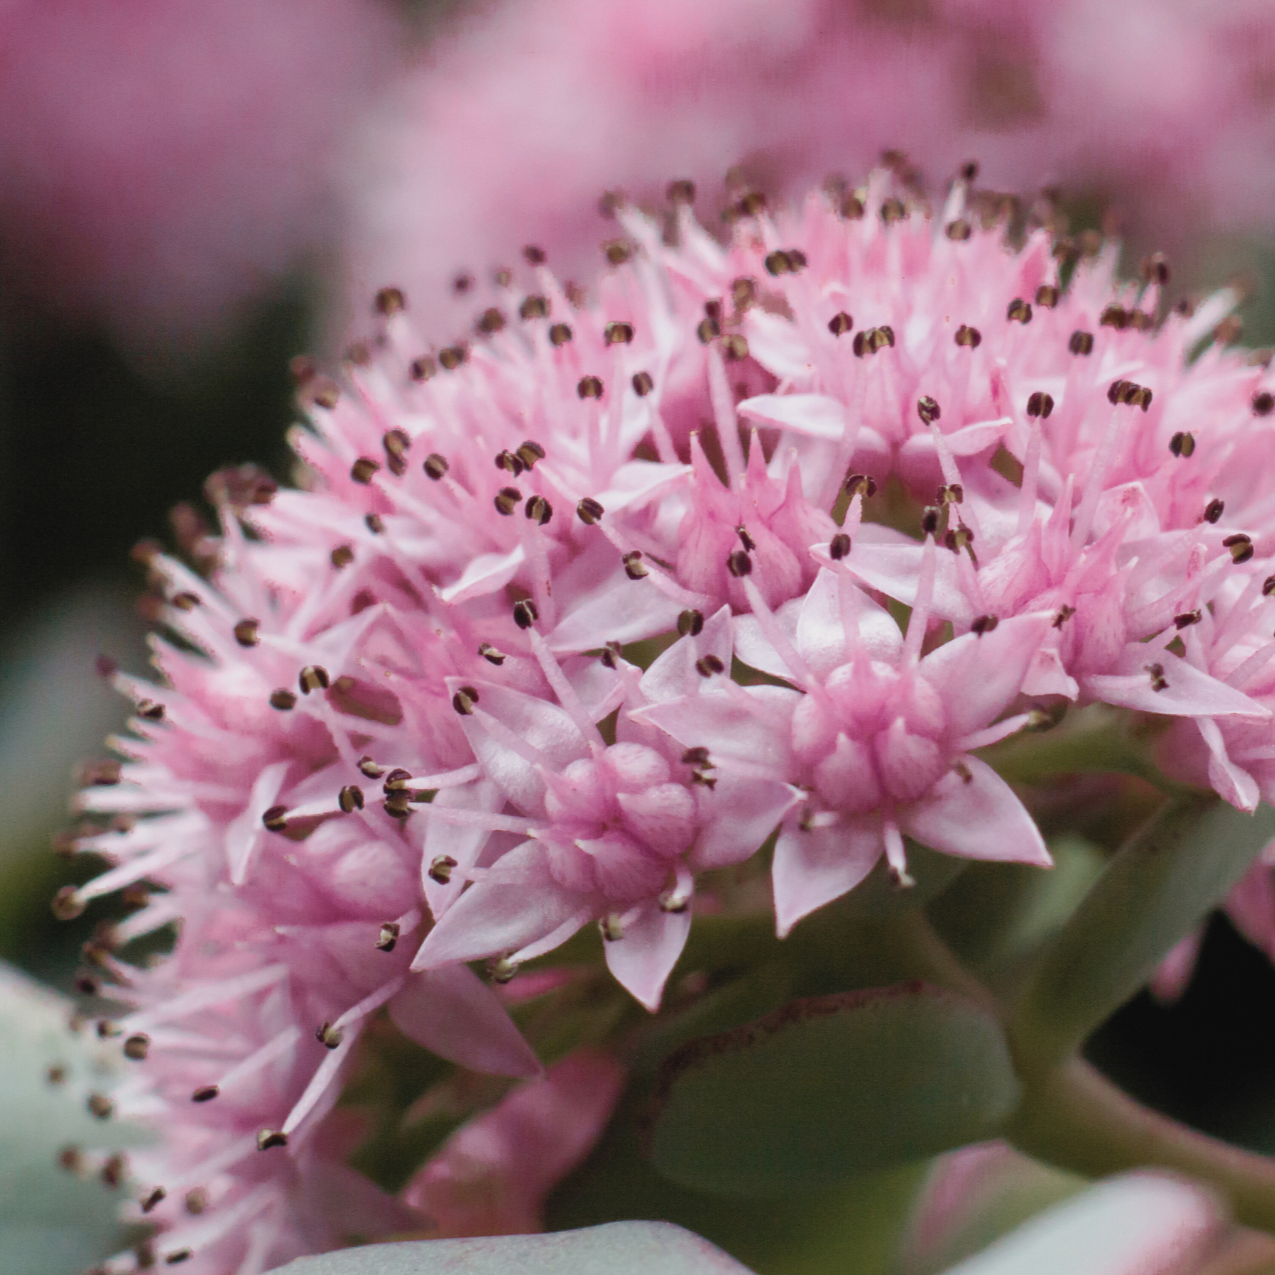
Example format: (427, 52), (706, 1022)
(273, 1221), (756, 1273)
(0, 962), (148, 1275)
(648, 983), (1020, 1196)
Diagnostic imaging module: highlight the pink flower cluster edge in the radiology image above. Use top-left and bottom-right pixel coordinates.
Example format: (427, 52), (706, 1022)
(63, 166), (1275, 1272)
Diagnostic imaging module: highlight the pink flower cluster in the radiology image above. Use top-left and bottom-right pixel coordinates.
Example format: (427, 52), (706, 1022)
(66, 166), (1275, 1270)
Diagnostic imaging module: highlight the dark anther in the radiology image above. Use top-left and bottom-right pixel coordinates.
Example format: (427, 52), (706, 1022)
(1254, 391), (1275, 416)
(736, 525), (756, 552)
(496, 450), (526, 475)
(880, 198), (906, 225)
(631, 370), (654, 396)
(87, 1094), (114, 1120)
(523, 244), (547, 264)
(479, 642), (506, 665)
(875, 325), (895, 349)
(317, 1022), (345, 1049)
(257, 1131), (288, 1151)
(191, 1085), (219, 1103)
(1100, 304), (1129, 330)
(513, 599), (539, 629)
(374, 287), (405, 316)
(269, 689), (297, 711)
(477, 308), (506, 335)
(358, 756), (385, 779)
(1224, 533), (1255, 564)
(185, 1189), (208, 1215)
(171, 592), (201, 611)
(1169, 432), (1196, 458)
(827, 311), (853, 336)
(350, 457), (380, 485)
(945, 219), (972, 241)
(764, 250), (794, 276)
(1146, 662), (1169, 692)
(1203, 498), (1225, 524)
(1069, 330), (1095, 355)
(921, 507), (940, 535)
(677, 609), (704, 637)
(1053, 603), (1077, 628)
(696, 317), (721, 344)
(165, 1249), (194, 1265)
(605, 321), (635, 345)
(298, 666), (330, 694)
(453, 272), (473, 294)
(330, 545), (354, 569)
(577, 375), (604, 399)
(696, 655), (725, 677)
(383, 768), (413, 793)
(137, 700), (165, 721)
(384, 792), (412, 819)
(516, 440), (546, 468)
(829, 533), (852, 560)
(1024, 390), (1053, 418)
(604, 240), (632, 265)
(409, 356), (436, 382)
(971, 614), (999, 635)
(124, 1034), (150, 1061)
(668, 179), (696, 204)
(939, 483), (965, 504)
(1141, 254), (1170, 285)
(525, 495), (553, 525)
(439, 346), (468, 370)
(577, 497), (605, 525)
(599, 646), (618, 669)
(1035, 284), (1060, 308)
(520, 295), (549, 320)
(960, 160), (979, 181)
(722, 333), (750, 361)
(423, 453), (449, 480)
(955, 325), (982, 348)
(452, 686), (478, 715)
(548, 323), (573, 347)
(262, 806), (289, 832)
(681, 747), (711, 767)
(843, 473), (878, 498)
(917, 396), (941, 425)
(1007, 298), (1033, 324)
(377, 922), (400, 952)
(100, 1153), (124, 1185)
(852, 331), (869, 357)
(623, 551), (649, 580)
(494, 487), (521, 516)
(1174, 610), (1202, 628)
(726, 550), (752, 577)
(52, 887), (85, 920)
(338, 786), (364, 813)
(311, 379), (340, 410)
(731, 277), (758, 311)
(429, 855), (458, 884)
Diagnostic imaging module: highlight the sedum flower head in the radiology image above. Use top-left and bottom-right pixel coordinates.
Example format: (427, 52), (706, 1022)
(61, 165), (1275, 1270)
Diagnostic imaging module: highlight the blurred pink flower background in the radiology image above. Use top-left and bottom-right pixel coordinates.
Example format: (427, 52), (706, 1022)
(346, 0), (1275, 343)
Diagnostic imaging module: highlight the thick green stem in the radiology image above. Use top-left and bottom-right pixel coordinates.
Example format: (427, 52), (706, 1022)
(1008, 1058), (1275, 1235)
(1011, 794), (1275, 1070)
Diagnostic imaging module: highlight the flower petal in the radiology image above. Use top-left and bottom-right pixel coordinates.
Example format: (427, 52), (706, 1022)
(898, 756), (1051, 866)
(692, 774), (801, 870)
(604, 903), (691, 1011)
(389, 964), (542, 1077)
(772, 818), (882, 937)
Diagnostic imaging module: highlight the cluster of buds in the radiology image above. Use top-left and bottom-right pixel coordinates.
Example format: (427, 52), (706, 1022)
(57, 165), (1275, 1271)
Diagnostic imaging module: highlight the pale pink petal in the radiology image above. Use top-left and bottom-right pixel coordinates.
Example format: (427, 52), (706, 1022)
(640, 606), (734, 704)
(636, 686), (798, 774)
(1084, 650), (1272, 720)
(898, 757), (1052, 867)
(691, 773), (801, 870)
(548, 572), (686, 653)
(737, 393), (848, 440)
(411, 842), (584, 969)
(389, 965), (541, 1077)
(1149, 932), (1202, 1004)
(450, 679), (590, 817)
(772, 819), (882, 937)
(921, 613), (1052, 739)
(420, 778), (504, 918)
(604, 903), (691, 1011)
(844, 541), (976, 627)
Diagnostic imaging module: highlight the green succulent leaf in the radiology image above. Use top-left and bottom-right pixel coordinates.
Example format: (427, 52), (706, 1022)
(647, 983), (1020, 1197)
(0, 962), (149, 1275)
(272, 1221), (756, 1274)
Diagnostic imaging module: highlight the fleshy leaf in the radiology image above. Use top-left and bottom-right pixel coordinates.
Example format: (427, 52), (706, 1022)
(0, 963), (148, 1275)
(270, 1220), (756, 1273)
(649, 984), (1020, 1196)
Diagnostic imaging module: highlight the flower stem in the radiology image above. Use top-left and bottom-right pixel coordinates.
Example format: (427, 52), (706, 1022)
(1007, 1057), (1275, 1235)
